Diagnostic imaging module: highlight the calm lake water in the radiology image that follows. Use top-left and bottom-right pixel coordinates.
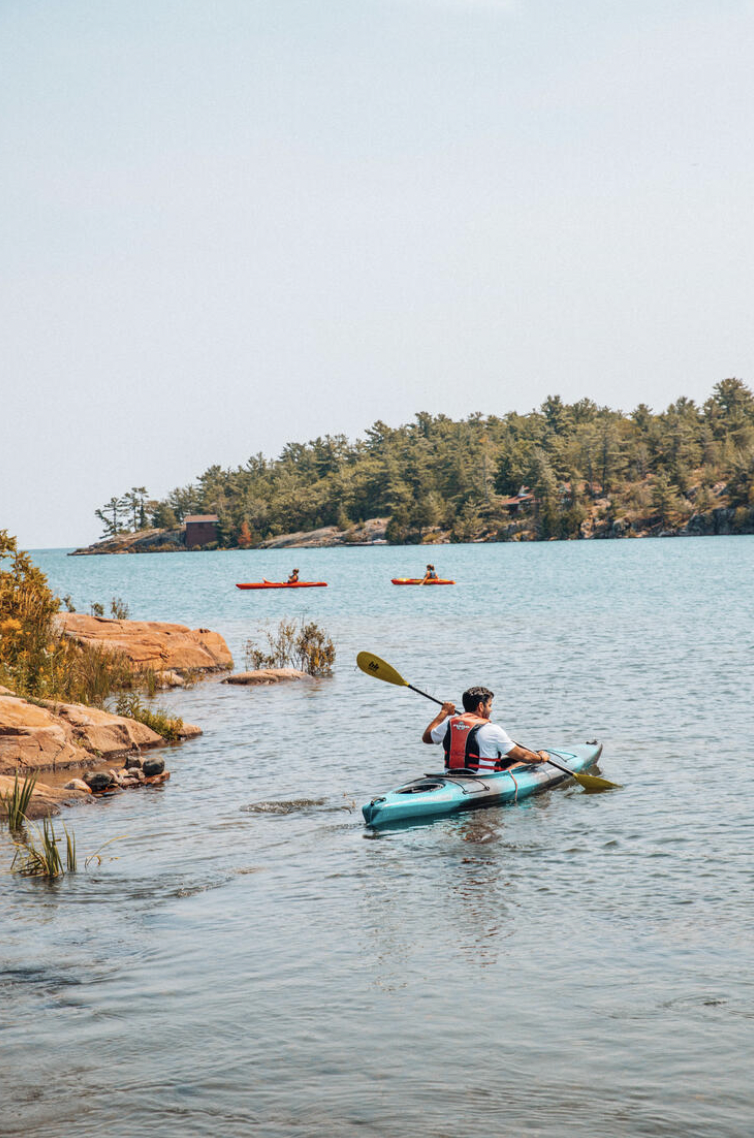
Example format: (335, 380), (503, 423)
(2, 538), (753, 1138)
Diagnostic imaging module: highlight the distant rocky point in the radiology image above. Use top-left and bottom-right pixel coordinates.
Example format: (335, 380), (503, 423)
(69, 517), (390, 555)
(69, 527), (186, 555)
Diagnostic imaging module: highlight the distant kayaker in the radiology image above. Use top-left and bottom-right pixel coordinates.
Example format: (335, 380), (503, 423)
(287, 568), (300, 583)
(421, 564), (439, 584)
(422, 686), (549, 772)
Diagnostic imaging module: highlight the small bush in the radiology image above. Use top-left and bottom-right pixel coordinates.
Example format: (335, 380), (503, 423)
(693, 486), (715, 512)
(244, 618), (335, 677)
(110, 597), (130, 620)
(114, 692), (184, 740)
(0, 532), (61, 696)
(734, 505), (753, 532)
(296, 620), (336, 676)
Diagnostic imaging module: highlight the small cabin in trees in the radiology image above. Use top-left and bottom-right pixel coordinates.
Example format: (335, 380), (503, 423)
(184, 515), (219, 549)
(498, 488), (535, 517)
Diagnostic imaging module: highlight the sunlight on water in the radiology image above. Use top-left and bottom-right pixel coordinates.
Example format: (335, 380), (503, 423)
(2, 538), (753, 1137)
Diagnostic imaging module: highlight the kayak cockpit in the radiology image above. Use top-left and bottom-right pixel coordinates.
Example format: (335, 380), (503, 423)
(394, 779), (446, 795)
(394, 773), (495, 796)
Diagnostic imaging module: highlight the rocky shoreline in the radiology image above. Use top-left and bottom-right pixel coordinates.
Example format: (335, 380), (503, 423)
(0, 617), (320, 820)
(0, 690), (194, 819)
(0, 614), (236, 820)
(68, 500), (754, 556)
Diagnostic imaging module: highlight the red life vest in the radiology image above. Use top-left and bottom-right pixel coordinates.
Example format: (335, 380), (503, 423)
(442, 713), (506, 772)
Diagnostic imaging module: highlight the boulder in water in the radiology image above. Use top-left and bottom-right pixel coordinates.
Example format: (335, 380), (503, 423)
(84, 771), (115, 792)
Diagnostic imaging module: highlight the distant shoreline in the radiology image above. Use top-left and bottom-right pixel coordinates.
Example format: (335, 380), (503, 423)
(68, 505), (753, 555)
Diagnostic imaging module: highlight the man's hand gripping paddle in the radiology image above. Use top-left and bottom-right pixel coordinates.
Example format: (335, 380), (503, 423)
(356, 651), (620, 793)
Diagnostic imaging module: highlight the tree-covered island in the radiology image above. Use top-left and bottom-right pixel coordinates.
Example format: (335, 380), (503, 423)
(75, 379), (754, 553)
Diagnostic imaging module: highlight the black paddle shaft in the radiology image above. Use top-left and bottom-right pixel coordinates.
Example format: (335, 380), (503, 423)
(407, 683), (445, 708)
(541, 752), (576, 777)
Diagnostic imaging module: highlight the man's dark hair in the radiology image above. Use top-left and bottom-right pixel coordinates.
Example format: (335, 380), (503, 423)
(462, 686), (494, 713)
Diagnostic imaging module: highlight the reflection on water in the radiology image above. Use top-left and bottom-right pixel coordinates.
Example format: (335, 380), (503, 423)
(1, 538), (753, 1137)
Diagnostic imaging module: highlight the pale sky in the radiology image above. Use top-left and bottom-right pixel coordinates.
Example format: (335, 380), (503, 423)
(2, 0), (754, 548)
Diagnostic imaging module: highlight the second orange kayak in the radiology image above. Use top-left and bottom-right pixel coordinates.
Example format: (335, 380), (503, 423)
(391, 578), (455, 586)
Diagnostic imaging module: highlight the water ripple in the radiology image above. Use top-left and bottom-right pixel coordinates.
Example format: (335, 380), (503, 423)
(2, 538), (750, 1138)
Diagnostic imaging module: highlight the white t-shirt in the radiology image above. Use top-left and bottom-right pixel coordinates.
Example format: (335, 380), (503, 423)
(430, 716), (515, 759)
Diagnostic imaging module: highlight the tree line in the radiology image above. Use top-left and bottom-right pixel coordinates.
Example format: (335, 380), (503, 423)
(95, 378), (754, 544)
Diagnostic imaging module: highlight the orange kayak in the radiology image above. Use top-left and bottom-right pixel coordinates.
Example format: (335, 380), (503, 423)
(236, 581), (328, 589)
(391, 578), (455, 586)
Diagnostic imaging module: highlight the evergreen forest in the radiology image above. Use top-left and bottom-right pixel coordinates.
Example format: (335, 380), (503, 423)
(94, 379), (754, 546)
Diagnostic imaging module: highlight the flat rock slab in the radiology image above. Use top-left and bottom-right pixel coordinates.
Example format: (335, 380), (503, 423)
(176, 722), (203, 739)
(0, 697), (87, 772)
(56, 613), (233, 674)
(40, 699), (164, 755)
(222, 668), (310, 685)
(0, 694), (198, 775)
(0, 773), (92, 819)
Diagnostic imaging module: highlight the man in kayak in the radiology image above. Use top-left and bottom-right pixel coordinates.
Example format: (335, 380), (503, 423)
(287, 568), (300, 583)
(421, 564), (439, 584)
(422, 686), (549, 772)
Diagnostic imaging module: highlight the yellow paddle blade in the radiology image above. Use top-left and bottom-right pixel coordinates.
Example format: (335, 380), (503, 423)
(571, 770), (621, 793)
(543, 751), (621, 793)
(356, 652), (409, 688)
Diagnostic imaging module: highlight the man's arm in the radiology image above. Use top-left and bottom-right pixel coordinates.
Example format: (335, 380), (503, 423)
(505, 743), (549, 765)
(422, 701), (456, 744)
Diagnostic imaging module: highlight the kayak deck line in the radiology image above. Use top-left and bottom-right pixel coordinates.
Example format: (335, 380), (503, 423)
(362, 743), (604, 827)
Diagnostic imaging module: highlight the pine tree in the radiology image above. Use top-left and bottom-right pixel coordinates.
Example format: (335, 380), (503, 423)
(95, 496), (128, 537)
(651, 471), (678, 527)
(123, 487), (149, 531)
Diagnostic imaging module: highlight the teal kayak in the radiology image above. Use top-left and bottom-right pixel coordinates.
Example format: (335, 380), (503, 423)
(362, 743), (603, 827)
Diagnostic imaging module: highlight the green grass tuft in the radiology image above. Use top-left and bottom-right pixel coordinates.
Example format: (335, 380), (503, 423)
(0, 772), (38, 830)
(12, 816), (76, 878)
(114, 692), (184, 740)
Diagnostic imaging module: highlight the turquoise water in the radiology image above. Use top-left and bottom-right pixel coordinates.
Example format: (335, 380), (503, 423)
(2, 538), (753, 1137)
